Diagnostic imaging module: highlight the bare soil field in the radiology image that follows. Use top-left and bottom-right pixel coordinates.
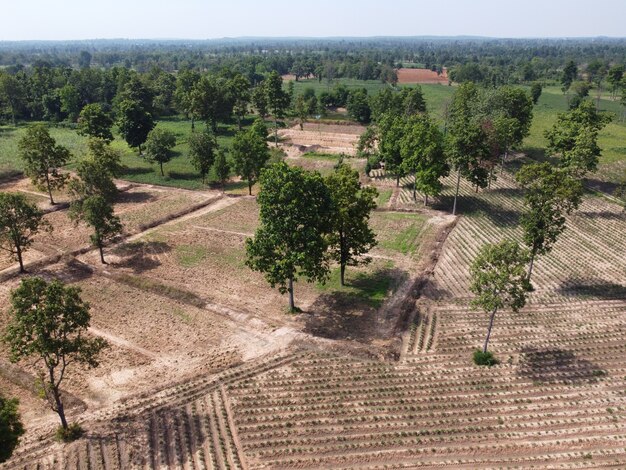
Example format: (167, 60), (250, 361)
(0, 180), (218, 273)
(3, 152), (626, 468)
(396, 67), (449, 84)
(278, 122), (365, 156)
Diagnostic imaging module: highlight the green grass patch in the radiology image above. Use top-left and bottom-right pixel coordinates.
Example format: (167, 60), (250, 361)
(376, 189), (393, 207)
(317, 263), (395, 308)
(175, 244), (207, 268)
(374, 212), (427, 255)
(301, 152), (341, 161)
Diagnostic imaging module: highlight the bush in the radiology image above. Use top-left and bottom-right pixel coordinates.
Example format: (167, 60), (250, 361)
(55, 423), (83, 442)
(473, 349), (498, 367)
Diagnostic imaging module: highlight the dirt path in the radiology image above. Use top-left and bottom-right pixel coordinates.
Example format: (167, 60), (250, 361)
(88, 327), (158, 359)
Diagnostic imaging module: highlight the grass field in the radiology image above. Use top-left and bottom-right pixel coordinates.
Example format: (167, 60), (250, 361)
(2, 82), (625, 191)
(0, 116), (257, 191)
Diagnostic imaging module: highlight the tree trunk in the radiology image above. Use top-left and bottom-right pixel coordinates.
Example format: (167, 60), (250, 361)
(160, 162), (164, 176)
(396, 175), (400, 187)
(191, 117), (195, 132)
(16, 243), (24, 273)
(340, 231), (346, 287)
(49, 368), (68, 429)
(98, 241), (106, 264)
(527, 251), (536, 281)
(274, 118), (279, 147)
(44, 172), (55, 205)
(237, 114), (242, 131)
(340, 262), (346, 287)
(138, 144), (143, 156)
(288, 276), (295, 311)
(248, 180), (252, 196)
(413, 173), (417, 201)
(452, 168), (461, 215)
(424, 194), (428, 206)
(488, 167), (493, 189)
(500, 150), (508, 175)
(483, 308), (498, 353)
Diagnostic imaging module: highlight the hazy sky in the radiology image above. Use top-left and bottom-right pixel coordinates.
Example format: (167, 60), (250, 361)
(2, 0), (625, 41)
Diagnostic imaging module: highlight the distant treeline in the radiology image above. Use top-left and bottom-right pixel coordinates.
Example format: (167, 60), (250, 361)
(1, 37), (625, 86)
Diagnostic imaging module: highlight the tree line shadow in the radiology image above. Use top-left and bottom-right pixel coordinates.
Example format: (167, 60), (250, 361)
(517, 347), (607, 384)
(111, 241), (171, 274)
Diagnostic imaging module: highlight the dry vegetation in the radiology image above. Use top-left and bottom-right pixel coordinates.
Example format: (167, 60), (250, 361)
(1, 129), (626, 469)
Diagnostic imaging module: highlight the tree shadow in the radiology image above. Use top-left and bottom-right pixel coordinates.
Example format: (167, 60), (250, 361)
(111, 241), (172, 274)
(557, 280), (626, 300)
(304, 267), (408, 343)
(575, 209), (625, 221)
(121, 167), (153, 176)
(432, 194), (521, 227)
(518, 347), (607, 384)
(116, 191), (155, 204)
(584, 177), (620, 196)
(168, 171), (202, 182)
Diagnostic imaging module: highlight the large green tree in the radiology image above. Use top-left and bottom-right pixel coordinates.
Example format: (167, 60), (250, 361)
(19, 124), (71, 204)
(4, 277), (108, 432)
(71, 195), (122, 264)
(232, 127), (270, 195)
(264, 72), (290, 145)
(144, 127), (176, 176)
(116, 99), (154, 155)
(188, 129), (218, 184)
(77, 103), (114, 143)
(400, 114), (449, 205)
(326, 164), (378, 286)
(515, 163), (583, 281)
(246, 162), (332, 311)
(470, 241), (531, 355)
(0, 394), (24, 463)
(0, 193), (49, 273)
(229, 73), (251, 130)
(545, 99), (612, 176)
(446, 83), (492, 215)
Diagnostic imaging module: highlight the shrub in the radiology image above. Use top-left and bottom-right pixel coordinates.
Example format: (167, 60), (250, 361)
(473, 349), (498, 367)
(55, 423), (83, 442)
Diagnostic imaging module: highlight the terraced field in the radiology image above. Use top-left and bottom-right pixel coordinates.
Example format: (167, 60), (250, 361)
(2, 155), (626, 469)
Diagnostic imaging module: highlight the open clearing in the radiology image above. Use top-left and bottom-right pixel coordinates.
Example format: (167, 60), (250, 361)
(2, 131), (626, 469)
(396, 67), (449, 84)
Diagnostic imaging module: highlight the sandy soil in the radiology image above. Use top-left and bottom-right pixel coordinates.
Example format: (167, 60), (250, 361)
(396, 67), (449, 84)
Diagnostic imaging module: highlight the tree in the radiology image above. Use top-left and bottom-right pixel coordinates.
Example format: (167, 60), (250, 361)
(347, 89), (371, 124)
(246, 162), (332, 311)
(561, 60), (578, 95)
(77, 103), (113, 142)
(116, 99), (154, 154)
(144, 127), (176, 176)
(4, 277), (108, 432)
(294, 94), (308, 130)
(174, 69), (201, 127)
(58, 84), (81, 122)
(545, 99), (612, 176)
(190, 74), (232, 132)
(19, 124), (71, 204)
(530, 82), (542, 104)
(71, 195), (122, 264)
(232, 127), (270, 195)
(607, 65), (624, 99)
(469, 241), (531, 355)
(515, 163), (583, 281)
(0, 72), (26, 125)
(68, 139), (121, 206)
(378, 114), (406, 186)
(252, 85), (268, 118)
(0, 394), (24, 463)
(400, 114), (449, 205)
(326, 164), (378, 286)
(188, 129), (218, 184)
(214, 149), (231, 190)
(264, 72), (290, 145)
(446, 83), (491, 214)
(0, 193), (49, 273)
(229, 74), (251, 130)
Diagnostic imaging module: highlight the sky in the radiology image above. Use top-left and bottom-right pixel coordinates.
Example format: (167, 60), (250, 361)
(2, 0), (625, 41)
